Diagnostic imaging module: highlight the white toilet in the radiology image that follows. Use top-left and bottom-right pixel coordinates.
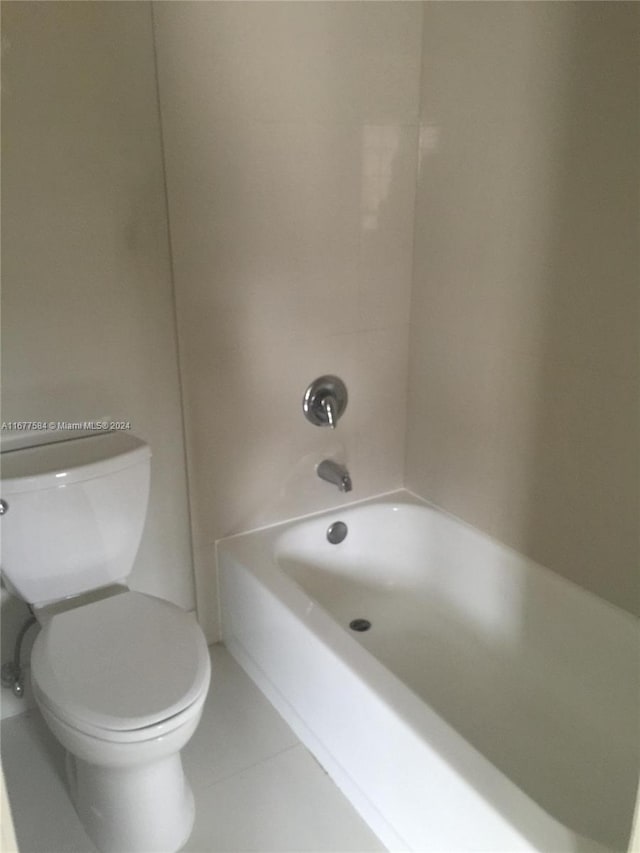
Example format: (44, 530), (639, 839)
(0, 431), (211, 853)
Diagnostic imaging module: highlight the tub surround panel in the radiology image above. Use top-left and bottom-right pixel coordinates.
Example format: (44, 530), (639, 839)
(406, 2), (640, 615)
(154, 2), (422, 127)
(153, 2), (421, 639)
(1, 0), (195, 639)
(182, 327), (408, 544)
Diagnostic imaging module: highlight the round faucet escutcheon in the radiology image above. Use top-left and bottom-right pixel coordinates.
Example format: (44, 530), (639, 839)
(302, 376), (348, 429)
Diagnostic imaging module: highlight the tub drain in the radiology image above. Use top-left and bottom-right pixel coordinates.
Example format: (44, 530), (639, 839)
(349, 618), (371, 632)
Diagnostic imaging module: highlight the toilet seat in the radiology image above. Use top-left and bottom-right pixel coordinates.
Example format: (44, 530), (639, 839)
(33, 683), (207, 745)
(31, 591), (210, 737)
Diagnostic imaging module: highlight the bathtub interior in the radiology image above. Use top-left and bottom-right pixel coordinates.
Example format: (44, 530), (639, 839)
(236, 492), (639, 851)
(274, 502), (639, 849)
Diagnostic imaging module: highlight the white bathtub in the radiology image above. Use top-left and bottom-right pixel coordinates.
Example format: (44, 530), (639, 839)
(218, 491), (639, 852)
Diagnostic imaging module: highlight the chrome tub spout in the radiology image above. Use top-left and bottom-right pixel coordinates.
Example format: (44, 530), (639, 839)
(317, 459), (352, 493)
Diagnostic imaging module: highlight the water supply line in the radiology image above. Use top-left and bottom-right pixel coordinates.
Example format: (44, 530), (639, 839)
(1, 609), (37, 698)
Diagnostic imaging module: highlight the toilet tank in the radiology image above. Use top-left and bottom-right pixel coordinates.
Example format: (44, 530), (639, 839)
(0, 432), (151, 606)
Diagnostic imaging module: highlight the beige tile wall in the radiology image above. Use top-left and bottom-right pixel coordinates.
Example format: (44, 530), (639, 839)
(4, 0), (634, 656)
(407, 2), (639, 615)
(1, 2), (195, 632)
(153, 2), (423, 639)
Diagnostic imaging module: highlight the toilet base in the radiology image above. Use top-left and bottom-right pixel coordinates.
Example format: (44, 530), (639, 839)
(66, 750), (195, 853)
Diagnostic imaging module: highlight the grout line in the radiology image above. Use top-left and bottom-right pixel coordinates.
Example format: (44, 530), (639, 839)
(195, 743), (302, 793)
(403, 2), (426, 492)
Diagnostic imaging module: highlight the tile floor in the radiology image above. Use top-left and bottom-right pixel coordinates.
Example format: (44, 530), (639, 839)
(1, 644), (385, 853)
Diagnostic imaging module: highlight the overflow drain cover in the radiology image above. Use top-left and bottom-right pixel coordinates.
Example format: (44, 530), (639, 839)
(349, 618), (371, 632)
(326, 521), (348, 544)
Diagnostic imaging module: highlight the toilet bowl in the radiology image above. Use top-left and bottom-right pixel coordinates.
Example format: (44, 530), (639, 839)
(30, 589), (211, 853)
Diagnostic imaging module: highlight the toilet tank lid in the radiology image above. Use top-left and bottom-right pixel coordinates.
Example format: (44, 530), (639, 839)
(0, 432), (150, 495)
